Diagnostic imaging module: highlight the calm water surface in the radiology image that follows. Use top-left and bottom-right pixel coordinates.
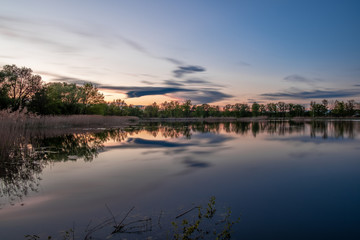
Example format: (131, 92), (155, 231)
(1, 121), (360, 239)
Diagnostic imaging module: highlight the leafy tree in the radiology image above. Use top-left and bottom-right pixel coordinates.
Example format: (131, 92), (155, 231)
(85, 103), (108, 115)
(277, 102), (286, 117)
(0, 64), (42, 110)
(0, 75), (10, 109)
(345, 100), (356, 116)
(292, 104), (305, 117)
(332, 100), (346, 117)
(126, 105), (143, 117)
(223, 104), (233, 117)
(79, 83), (104, 106)
(182, 99), (192, 117)
(310, 101), (327, 117)
(251, 102), (260, 117)
(259, 104), (266, 116)
(144, 102), (159, 117)
(233, 103), (250, 117)
(266, 103), (277, 117)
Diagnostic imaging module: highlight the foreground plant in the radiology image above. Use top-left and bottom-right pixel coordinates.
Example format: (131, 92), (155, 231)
(171, 196), (239, 240)
(25, 197), (239, 240)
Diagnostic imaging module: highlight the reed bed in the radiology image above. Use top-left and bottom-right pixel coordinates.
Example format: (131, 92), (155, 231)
(0, 110), (139, 161)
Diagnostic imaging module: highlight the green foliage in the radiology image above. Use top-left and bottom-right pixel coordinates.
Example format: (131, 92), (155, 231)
(171, 196), (239, 240)
(144, 102), (160, 117)
(0, 64), (42, 111)
(251, 102), (260, 117)
(24, 196), (239, 240)
(310, 100), (328, 117)
(25, 229), (73, 240)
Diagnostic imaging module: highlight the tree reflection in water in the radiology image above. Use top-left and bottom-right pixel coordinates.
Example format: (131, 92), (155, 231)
(0, 121), (359, 206)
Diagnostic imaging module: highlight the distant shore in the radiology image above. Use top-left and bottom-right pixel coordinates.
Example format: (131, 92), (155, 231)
(140, 116), (360, 123)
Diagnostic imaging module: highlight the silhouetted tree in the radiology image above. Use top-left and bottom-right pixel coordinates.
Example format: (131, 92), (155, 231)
(0, 64), (42, 110)
(251, 102), (260, 117)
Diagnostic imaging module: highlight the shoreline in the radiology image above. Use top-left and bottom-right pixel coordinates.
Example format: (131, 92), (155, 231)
(139, 116), (360, 123)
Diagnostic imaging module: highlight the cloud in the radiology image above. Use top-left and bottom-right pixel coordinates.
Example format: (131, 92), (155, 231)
(163, 80), (184, 86)
(0, 15), (79, 52)
(261, 88), (360, 100)
(284, 74), (311, 83)
(116, 35), (152, 55)
(184, 78), (224, 87)
(141, 80), (155, 85)
(163, 78), (223, 88)
(184, 79), (210, 84)
(283, 74), (324, 87)
(164, 57), (183, 65)
(98, 86), (195, 98)
(36, 71), (99, 85)
(173, 65), (206, 78)
(0, 55), (16, 59)
(176, 90), (233, 104)
(247, 98), (265, 103)
(238, 60), (251, 67)
(37, 71), (232, 103)
(99, 85), (231, 103)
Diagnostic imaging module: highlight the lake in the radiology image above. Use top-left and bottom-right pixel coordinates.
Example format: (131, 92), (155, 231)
(1, 120), (360, 239)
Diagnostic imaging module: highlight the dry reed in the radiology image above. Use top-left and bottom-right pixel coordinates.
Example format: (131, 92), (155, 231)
(0, 110), (139, 161)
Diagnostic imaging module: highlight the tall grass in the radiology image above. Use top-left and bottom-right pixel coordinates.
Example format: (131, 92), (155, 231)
(0, 110), (139, 161)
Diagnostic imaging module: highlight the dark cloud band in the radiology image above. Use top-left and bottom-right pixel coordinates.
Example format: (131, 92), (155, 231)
(261, 89), (360, 100)
(173, 65), (206, 78)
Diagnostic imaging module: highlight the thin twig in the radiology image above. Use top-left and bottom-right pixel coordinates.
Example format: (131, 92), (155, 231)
(118, 206), (135, 226)
(112, 206), (135, 234)
(72, 222), (75, 240)
(175, 206), (199, 219)
(105, 203), (117, 225)
(158, 210), (163, 229)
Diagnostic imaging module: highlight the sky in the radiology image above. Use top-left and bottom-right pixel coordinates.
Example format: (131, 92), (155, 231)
(0, 0), (360, 106)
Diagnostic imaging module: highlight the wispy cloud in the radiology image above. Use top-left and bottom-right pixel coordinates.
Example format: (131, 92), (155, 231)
(261, 88), (360, 100)
(238, 60), (251, 67)
(284, 74), (310, 83)
(0, 55), (16, 59)
(283, 74), (324, 88)
(164, 57), (183, 65)
(173, 65), (206, 78)
(0, 16), (76, 52)
(163, 78), (223, 88)
(141, 80), (155, 85)
(176, 90), (233, 104)
(36, 71), (98, 85)
(184, 79), (210, 84)
(247, 98), (266, 104)
(163, 80), (184, 86)
(0, 14), (188, 68)
(184, 78), (224, 87)
(37, 71), (232, 103)
(98, 86), (195, 98)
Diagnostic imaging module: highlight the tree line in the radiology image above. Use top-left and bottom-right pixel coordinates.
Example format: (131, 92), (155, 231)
(1, 64), (359, 118)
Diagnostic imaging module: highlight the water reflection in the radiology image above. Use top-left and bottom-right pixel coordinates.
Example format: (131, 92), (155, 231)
(0, 121), (359, 207)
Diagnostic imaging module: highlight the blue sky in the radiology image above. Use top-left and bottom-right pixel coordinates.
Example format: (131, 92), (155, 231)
(1, 0), (359, 105)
